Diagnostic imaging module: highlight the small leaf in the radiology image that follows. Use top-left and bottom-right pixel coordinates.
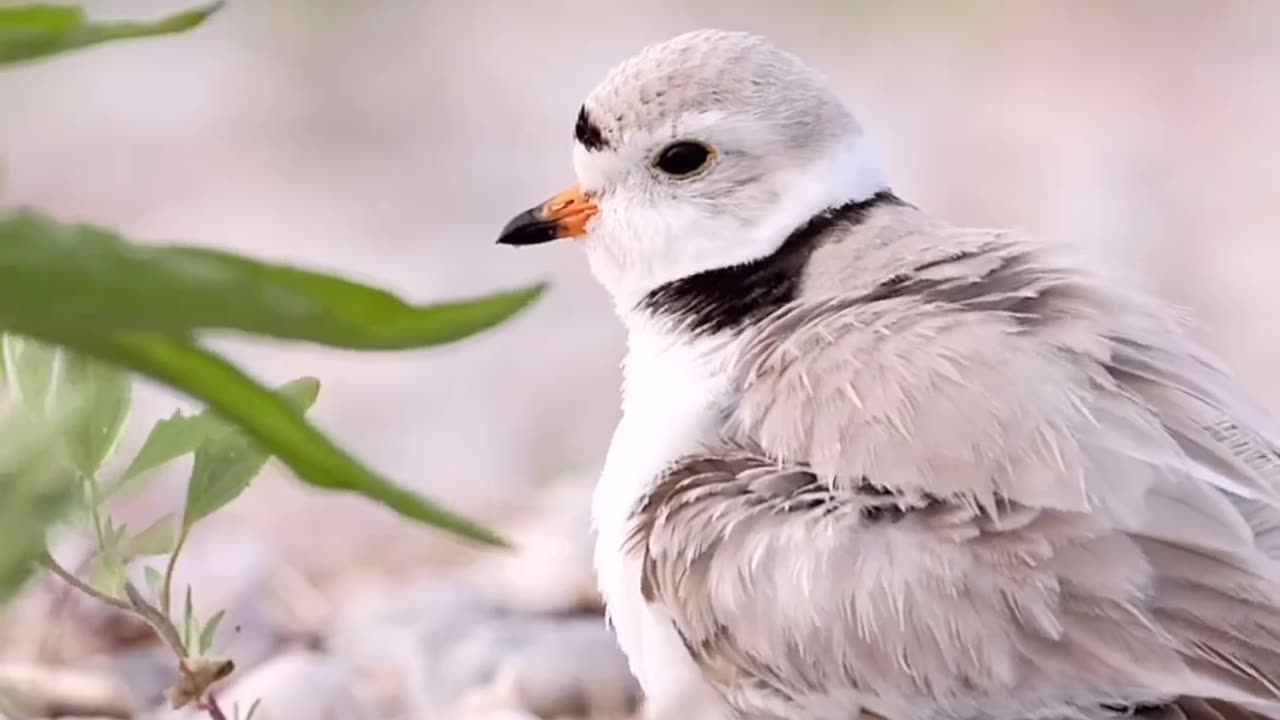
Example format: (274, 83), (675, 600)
(182, 377), (321, 531)
(276, 376), (320, 412)
(58, 351), (132, 476)
(117, 410), (219, 486)
(109, 518), (129, 546)
(88, 551), (126, 599)
(98, 514), (126, 550)
(143, 565), (164, 601)
(117, 379), (320, 496)
(2, 334), (59, 408)
(197, 608), (225, 655)
(121, 513), (177, 558)
(182, 585), (196, 652)
(0, 3), (224, 66)
(87, 514), (129, 599)
(0, 404), (79, 601)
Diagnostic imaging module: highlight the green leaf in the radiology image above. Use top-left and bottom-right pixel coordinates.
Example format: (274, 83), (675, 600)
(57, 352), (132, 476)
(197, 608), (225, 655)
(0, 404), (80, 602)
(86, 514), (127, 597)
(1, 338), (132, 484)
(0, 3), (223, 67)
(143, 565), (164, 602)
(182, 377), (321, 531)
(111, 381), (313, 501)
(103, 515), (128, 549)
(121, 513), (177, 558)
(114, 410), (220, 492)
(2, 333), (58, 408)
(48, 334), (505, 545)
(88, 550), (126, 599)
(182, 585), (196, 652)
(1, 209), (519, 546)
(0, 211), (546, 350)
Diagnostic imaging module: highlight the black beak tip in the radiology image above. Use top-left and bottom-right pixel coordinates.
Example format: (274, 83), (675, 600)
(496, 208), (559, 246)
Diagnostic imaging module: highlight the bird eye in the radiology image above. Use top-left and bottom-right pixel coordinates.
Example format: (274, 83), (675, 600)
(654, 141), (714, 177)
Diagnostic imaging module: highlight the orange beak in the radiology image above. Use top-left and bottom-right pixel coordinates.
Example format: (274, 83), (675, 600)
(496, 185), (599, 246)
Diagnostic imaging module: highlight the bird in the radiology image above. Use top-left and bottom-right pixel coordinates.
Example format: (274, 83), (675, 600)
(496, 29), (1280, 720)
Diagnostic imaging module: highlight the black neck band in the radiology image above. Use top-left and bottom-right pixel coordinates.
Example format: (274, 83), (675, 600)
(636, 190), (903, 335)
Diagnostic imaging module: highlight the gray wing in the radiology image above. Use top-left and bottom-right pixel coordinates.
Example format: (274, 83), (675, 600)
(627, 235), (1280, 720)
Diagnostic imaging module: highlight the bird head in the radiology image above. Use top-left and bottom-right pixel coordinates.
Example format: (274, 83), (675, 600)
(497, 29), (889, 311)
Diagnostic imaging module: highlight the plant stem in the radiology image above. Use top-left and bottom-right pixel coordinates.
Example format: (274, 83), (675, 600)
(123, 581), (187, 656)
(199, 693), (229, 720)
(40, 554), (191, 659)
(84, 474), (107, 548)
(160, 525), (189, 616)
(38, 552), (131, 612)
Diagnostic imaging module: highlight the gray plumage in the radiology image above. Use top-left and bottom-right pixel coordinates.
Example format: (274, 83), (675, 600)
(516, 27), (1280, 720)
(627, 200), (1280, 720)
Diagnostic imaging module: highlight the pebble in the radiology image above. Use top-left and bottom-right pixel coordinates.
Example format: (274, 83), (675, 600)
(457, 710), (541, 720)
(329, 579), (640, 720)
(107, 644), (175, 710)
(463, 479), (602, 616)
(0, 662), (134, 718)
(158, 651), (373, 720)
(447, 615), (638, 719)
(329, 580), (493, 718)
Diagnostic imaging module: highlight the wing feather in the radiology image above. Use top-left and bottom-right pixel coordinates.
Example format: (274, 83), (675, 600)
(628, 228), (1280, 720)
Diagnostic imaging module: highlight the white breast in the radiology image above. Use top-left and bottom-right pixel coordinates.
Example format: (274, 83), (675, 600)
(591, 321), (735, 718)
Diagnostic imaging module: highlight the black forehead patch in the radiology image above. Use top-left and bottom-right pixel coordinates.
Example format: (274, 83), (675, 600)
(574, 105), (609, 151)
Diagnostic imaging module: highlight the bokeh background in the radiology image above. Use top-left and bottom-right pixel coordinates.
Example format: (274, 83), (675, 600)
(2, 2), (1279, 719)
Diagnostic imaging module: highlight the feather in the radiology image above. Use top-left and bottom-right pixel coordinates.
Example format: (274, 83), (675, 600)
(624, 200), (1280, 720)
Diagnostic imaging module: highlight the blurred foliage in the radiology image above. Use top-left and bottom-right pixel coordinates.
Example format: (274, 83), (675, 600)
(0, 211), (541, 547)
(1, 336), (318, 711)
(0, 3), (545, 715)
(0, 386), (79, 604)
(0, 2), (223, 65)
(0, 0), (541, 614)
(0, 212), (545, 348)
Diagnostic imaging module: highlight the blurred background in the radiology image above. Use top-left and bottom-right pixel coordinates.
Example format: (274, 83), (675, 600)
(1, 1), (1278, 719)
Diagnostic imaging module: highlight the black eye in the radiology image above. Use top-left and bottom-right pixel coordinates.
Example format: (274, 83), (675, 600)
(655, 141), (713, 177)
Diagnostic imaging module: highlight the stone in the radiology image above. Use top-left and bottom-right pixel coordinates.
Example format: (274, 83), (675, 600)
(456, 709), (540, 720)
(158, 651), (372, 720)
(463, 479), (603, 617)
(328, 580), (497, 718)
(0, 662), (134, 718)
(443, 615), (638, 720)
(107, 644), (175, 711)
(329, 579), (640, 720)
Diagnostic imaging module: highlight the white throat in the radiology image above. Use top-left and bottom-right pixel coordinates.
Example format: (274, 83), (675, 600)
(586, 132), (889, 317)
(740, 131), (888, 273)
(588, 131), (890, 612)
